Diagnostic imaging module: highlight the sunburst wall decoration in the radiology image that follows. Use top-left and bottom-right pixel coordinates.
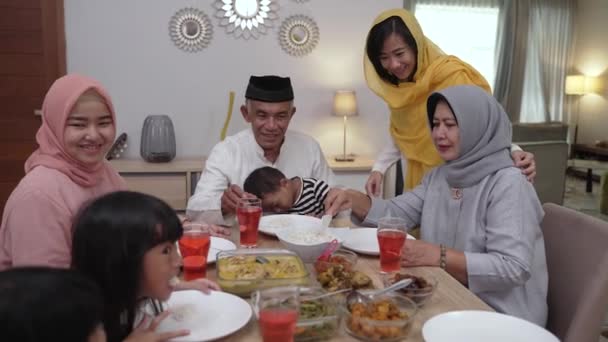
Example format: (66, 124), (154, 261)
(214, 0), (279, 40)
(278, 15), (319, 57)
(169, 8), (213, 52)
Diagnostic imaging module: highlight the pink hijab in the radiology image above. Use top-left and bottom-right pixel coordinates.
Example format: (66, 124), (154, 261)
(25, 74), (124, 188)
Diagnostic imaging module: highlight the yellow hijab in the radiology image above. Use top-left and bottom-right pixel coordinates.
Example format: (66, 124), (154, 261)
(364, 9), (491, 190)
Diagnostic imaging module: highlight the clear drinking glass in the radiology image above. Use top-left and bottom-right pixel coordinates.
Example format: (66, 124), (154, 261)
(252, 286), (300, 342)
(237, 198), (262, 248)
(377, 216), (408, 273)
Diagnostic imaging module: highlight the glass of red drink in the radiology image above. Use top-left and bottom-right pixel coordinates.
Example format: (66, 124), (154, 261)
(237, 198), (262, 248)
(377, 216), (408, 273)
(182, 255), (207, 280)
(178, 224), (211, 279)
(252, 286), (300, 342)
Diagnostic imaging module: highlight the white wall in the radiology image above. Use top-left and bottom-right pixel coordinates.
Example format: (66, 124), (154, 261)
(64, 0), (402, 159)
(572, 0), (608, 145)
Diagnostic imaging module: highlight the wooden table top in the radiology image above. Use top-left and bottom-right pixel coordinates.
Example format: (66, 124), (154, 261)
(202, 218), (493, 342)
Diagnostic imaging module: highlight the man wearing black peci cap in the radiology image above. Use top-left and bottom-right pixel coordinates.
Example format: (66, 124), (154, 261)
(187, 75), (335, 219)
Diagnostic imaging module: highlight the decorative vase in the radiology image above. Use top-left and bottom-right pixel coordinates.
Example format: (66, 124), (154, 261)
(140, 115), (176, 163)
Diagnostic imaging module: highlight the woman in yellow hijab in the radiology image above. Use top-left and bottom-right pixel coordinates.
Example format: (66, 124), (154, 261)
(364, 8), (535, 195)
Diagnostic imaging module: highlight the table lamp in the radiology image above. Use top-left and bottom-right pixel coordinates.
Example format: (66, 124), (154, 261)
(333, 90), (358, 162)
(565, 75), (601, 144)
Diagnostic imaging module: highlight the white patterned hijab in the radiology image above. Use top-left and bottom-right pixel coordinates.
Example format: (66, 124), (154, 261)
(426, 85), (514, 188)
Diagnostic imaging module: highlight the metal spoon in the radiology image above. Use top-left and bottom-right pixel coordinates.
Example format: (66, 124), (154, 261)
(301, 288), (351, 302)
(346, 278), (413, 306)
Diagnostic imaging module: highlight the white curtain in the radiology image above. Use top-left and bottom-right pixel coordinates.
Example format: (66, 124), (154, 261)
(493, 0), (529, 123)
(519, 0), (576, 123)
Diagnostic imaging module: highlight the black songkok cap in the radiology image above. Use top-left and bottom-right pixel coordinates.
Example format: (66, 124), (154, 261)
(245, 75), (294, 102)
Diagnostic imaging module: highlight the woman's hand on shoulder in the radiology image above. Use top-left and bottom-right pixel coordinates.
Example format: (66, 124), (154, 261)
(511, 150), (536, 182)
(174, 278), (221, 294)
(124, 311), (189, 342)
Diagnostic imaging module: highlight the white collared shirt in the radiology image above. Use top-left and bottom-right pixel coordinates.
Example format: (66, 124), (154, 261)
(187, 128), (335, 212)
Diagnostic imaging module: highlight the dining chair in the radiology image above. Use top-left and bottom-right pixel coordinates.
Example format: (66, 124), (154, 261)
(541, 203), (608, 342)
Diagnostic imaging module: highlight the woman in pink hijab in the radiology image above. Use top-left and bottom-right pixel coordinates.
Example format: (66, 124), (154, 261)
(0, 74), (126, 270)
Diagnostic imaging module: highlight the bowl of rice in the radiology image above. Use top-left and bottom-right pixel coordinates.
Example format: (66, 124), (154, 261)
(275, 226), (343, 263)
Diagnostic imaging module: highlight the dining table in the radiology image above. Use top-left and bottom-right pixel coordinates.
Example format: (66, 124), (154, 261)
(203, 217), (494, 341)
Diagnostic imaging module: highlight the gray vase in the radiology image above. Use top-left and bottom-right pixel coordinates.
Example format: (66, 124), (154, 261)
(140, 115), (176, 163)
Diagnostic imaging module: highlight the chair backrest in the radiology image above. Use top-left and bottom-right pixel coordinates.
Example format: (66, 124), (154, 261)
(518, 141), (568, 204)
(541, 203), (608, 342)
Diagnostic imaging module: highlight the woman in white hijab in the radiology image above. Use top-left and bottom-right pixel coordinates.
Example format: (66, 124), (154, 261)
(325, 85), (548, 326)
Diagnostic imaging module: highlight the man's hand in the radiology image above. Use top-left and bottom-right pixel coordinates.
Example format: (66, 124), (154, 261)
(365, 171), (384, 197)
(220, 185), (245, 215)
(182, 222), (231, 238)
(511, 150), (536, 182)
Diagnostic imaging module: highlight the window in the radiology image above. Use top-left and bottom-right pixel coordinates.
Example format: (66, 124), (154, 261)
(415, 4), (499, 90)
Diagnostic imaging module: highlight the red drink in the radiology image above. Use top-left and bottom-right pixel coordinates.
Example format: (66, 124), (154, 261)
(237, 205), (262, 248)
(377, 229), (406, 273)
(182, 255), (206, 280)
(258, 308), (298, 342)
(178, 231), (210, 259)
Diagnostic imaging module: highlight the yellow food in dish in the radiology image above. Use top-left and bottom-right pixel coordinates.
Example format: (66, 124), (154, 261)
(218, 255), (307, 280)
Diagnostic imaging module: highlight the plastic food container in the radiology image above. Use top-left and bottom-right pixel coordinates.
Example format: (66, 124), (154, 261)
(216, 248), (310, 296)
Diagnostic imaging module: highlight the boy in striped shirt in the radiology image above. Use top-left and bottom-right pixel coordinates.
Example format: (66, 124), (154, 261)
(243, 166), (330, 216)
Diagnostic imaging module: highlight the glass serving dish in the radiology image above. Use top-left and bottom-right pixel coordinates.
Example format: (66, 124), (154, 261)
(313, 248), (358, 274)
(343, 291), (418, 342)
(295, 287), (343, 341)
(216, 248), (310, 296)
(381, 273), (437, 306)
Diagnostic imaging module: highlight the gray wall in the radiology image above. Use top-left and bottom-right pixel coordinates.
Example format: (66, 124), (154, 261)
(64, 0), (402, 159)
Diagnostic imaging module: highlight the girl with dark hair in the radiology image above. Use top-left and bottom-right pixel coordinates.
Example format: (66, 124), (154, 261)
(363, 9), (536, 197)
(72, 191), (219, 342)
(0, 267), (106, 342)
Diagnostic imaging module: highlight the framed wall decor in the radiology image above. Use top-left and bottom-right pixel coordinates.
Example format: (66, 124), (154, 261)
(278, 15), (319, 57)
(169, 7), (213, 52)
(214, 0), (279, 39)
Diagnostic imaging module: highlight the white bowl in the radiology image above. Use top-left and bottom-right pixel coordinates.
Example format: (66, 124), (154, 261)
(275, 226), (343, 263)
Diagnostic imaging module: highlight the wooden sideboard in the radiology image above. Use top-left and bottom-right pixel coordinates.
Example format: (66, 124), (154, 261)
(109, 158), (204, 210)
(110, 156), (376, 210)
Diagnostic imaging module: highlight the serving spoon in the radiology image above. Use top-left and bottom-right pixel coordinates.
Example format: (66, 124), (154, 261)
(346, 278), (413, 306)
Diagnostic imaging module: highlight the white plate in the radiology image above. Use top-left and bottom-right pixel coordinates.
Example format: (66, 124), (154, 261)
(207, 237), (236, 264)
(258, 214), (321, 236)
(422, 311), (558, 342)
(157, 290), (252, 342)
(342, 227), (415, 256)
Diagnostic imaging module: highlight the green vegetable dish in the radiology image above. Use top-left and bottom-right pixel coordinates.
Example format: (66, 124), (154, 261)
(295, 290), (342, 341)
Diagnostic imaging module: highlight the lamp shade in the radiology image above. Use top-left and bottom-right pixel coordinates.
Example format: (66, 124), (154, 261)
(565, 75), (602, 95)
(333, 90), (358, 116)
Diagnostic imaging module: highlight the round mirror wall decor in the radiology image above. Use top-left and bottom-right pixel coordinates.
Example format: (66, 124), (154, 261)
(278, 15), (319, 57)
(169, 8), (213, 52)
(214, 0), (279, 39)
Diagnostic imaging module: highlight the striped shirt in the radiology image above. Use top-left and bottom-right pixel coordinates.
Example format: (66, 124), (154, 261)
(287, 177), (329, 216)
